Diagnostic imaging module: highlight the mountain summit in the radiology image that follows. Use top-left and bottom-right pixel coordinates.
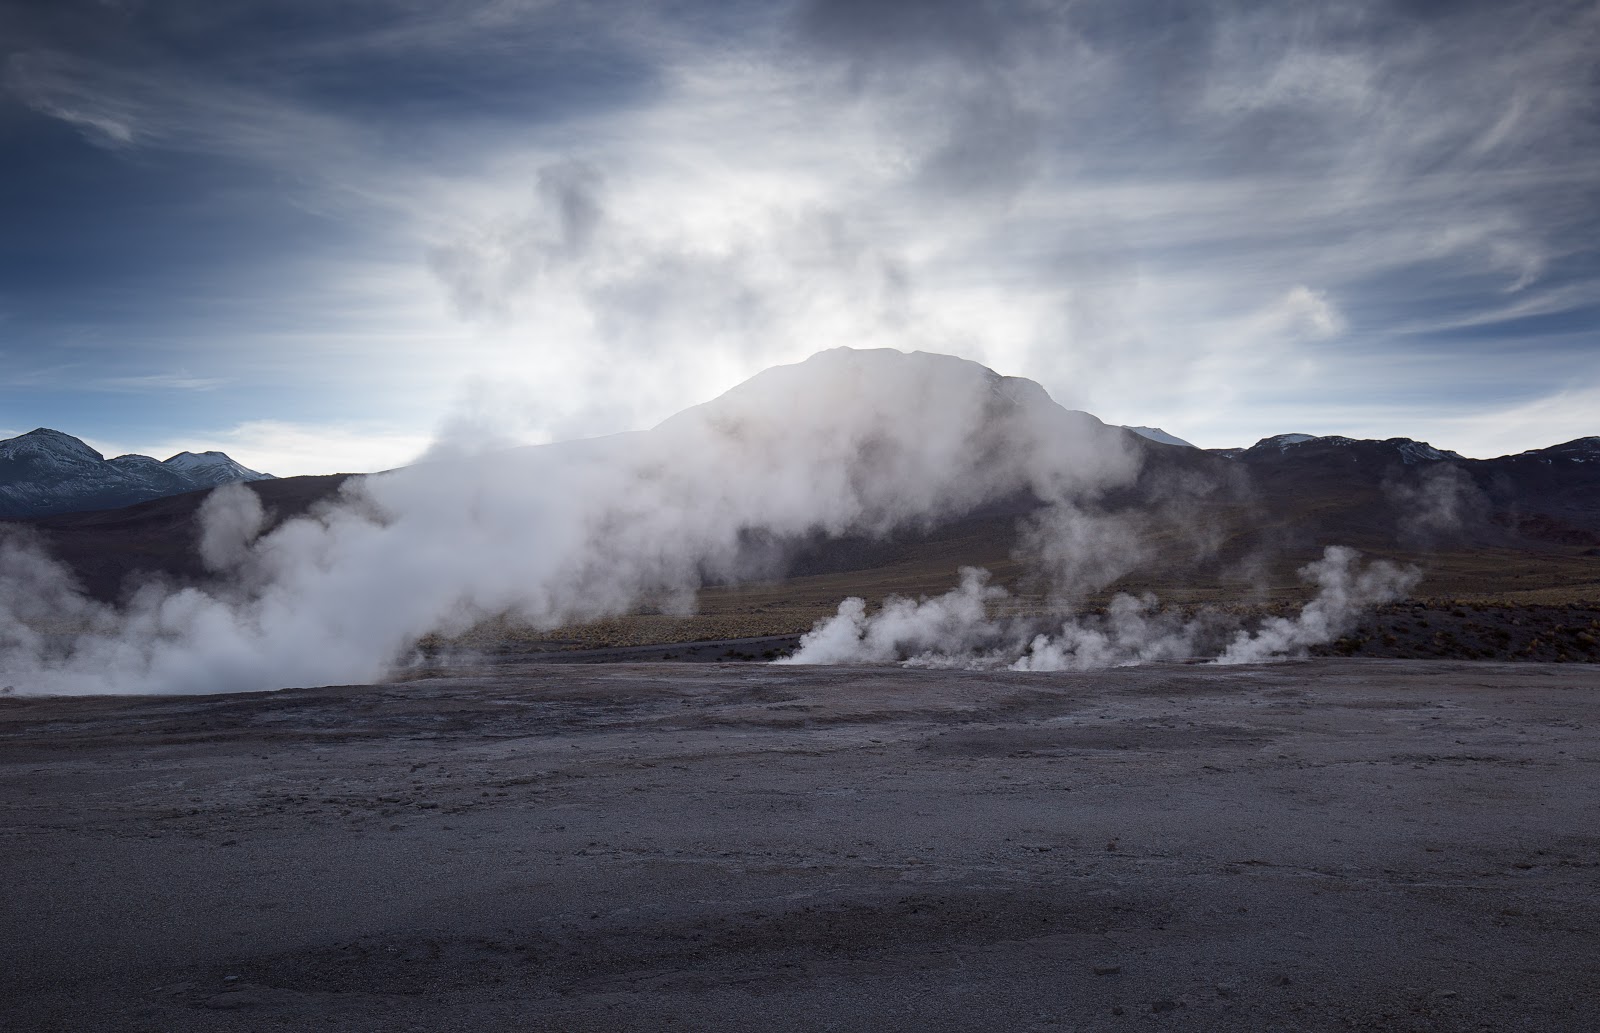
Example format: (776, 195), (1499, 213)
(0, 428), (272, 519)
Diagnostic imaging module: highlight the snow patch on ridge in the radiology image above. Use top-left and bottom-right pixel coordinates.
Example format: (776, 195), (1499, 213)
(1124, 426), (1195, 448)
(163, 450), (272, 485)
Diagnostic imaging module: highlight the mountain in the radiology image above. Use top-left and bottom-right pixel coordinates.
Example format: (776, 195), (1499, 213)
(1194, 431), (1600, 590)
(20, 473), (350, 600)
(5, 354), (1598, 608)
(1210, 433), (1462, 464)
(0, 428), (274, 520)
(160, 450), (269, 486)
(1209, 431), (1600, 533)
(1509, 436), (1600, 464)
(1124, 425), (1195, 448)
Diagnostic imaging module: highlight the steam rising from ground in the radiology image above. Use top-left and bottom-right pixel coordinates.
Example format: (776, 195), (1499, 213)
(1, 350), (1131, 695)
(782, 547), (1419, 670)
(197, 483), (267, 572)
(0, 349), (1417, 695)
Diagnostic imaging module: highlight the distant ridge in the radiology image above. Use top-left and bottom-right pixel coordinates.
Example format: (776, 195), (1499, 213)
(1124, 426), (1195, 448)
(1203, 432), (1594, 465)
(4, 351), (1596, 606)
(0, 428), (273, 519)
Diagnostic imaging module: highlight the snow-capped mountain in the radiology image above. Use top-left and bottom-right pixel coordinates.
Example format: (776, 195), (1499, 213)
(161, 450), (270, 487)
(0, 428), (273, 519)
(1257, 433), (1318, 449)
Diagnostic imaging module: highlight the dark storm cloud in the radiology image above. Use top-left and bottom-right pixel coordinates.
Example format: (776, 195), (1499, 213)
(0, 0), (663, 437)
(792, 0), (1068, 199)
(798, 0), (1030, 65)
(1, 0), (1596, 465)
(2, 1), (659, 156)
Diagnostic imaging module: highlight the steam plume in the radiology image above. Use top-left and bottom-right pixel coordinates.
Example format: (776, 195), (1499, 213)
(1, 349), (1143, 695)
(1215, 547), (1419, 664)
(783, 546), (1418, 670)
(0, 349), (1423, 695)
(197, 482), (267, 572)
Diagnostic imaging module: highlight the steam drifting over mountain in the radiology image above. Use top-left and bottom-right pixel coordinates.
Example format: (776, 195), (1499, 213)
(0, 348), (1420, 696)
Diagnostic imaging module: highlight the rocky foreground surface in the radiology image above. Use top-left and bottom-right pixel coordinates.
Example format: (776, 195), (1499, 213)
(2, 659), (1597, 1031)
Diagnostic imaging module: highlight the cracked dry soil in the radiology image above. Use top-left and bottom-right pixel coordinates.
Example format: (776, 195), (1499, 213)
(1, 658), (1597, 1031)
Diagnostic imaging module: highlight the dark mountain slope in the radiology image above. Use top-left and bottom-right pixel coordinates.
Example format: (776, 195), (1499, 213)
(18, 474), (352, 601)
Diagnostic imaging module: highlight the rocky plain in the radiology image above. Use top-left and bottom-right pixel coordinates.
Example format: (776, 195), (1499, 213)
(3, 656), (1597, 1032)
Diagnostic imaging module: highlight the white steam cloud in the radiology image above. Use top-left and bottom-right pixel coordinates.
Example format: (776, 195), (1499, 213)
(782, 546), (1418, 670)
(197, 482), (267, 572)
(0, 349), (1422, 696)
(2, 349), (1143, 695)
(1385, 463), (1487, 545)
(1215, 547), (1419, 664)
(774, 567), (1009, 666)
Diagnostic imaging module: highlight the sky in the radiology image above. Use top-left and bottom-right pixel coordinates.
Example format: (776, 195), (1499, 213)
(1, 0), (1596, 475)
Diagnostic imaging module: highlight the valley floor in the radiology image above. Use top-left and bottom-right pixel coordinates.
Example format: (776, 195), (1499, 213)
(429, 600), (1600, 665)
(2, 660), (1597, 1031)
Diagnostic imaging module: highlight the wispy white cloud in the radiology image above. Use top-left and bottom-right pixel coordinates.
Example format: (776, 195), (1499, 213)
(91, 372), (227, 392)
(6, 49), (345, 157)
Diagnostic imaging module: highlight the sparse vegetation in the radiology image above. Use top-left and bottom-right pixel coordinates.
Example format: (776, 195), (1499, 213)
(1305, 601), (1600, 663)
(414, 589), (1600, 665)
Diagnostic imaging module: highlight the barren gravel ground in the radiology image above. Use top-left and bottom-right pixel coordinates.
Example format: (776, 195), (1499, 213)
(2, 659), (1597, 1032)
